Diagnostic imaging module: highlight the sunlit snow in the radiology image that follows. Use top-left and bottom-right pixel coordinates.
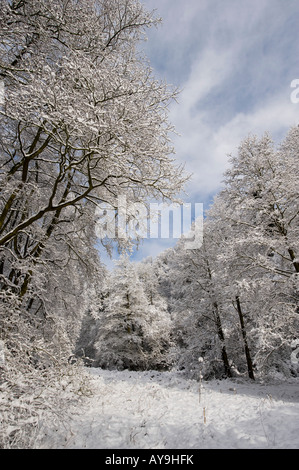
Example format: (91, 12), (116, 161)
(40, 368), (299, 449)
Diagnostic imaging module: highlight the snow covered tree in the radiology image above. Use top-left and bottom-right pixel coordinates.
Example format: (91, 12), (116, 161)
(0, 0), (185, 305)
(156, 128), (299, 380)
(74, 273), (110, 365)
(94, 254), (172, 371)
(0, 0), (186, 362)
(207, 130), (299, 377)
(160, 224), (233, 380)
(136, 256), (174, 369)
(219, 131), (299, 278)
(0, 0), (186, 446)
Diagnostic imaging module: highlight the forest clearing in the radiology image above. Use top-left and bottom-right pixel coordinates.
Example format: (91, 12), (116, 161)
(39, 368), (299, 450)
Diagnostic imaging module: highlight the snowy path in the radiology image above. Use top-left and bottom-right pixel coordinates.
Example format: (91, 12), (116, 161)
(47, 369), (299, 449)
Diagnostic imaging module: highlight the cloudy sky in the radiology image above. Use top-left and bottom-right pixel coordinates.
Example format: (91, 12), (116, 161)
(101, 0), (299, 267)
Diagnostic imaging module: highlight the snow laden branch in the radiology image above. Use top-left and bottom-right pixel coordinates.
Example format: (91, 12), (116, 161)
(154, 129), (298, 381)
(0, 0), (186, 293)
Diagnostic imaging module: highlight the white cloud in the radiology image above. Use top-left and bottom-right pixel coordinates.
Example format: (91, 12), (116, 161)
(171, 88), (299, 198)
(142, 0), (299, 201)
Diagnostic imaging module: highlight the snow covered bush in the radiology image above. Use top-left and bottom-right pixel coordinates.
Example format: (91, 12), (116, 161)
(0, 297), (95, 448)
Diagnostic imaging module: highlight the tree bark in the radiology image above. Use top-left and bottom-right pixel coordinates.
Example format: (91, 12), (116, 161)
(288, 248), (299, 273)
(235, 295), (255, 380)
(213, 302), (232, 378)
(203, 251), (232, 378)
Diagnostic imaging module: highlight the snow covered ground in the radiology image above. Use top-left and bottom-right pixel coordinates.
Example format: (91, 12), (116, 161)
(40, 368), (299, 449)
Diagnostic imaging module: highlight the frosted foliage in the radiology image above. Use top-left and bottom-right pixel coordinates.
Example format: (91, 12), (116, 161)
(1, 0), (298, 450)
(161, 130), (299, 380)
(94, 255), (173, 371)
(0, 0), (184, 448)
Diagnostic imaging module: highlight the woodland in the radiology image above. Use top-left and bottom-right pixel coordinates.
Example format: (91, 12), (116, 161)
(0, 0), (298, 448)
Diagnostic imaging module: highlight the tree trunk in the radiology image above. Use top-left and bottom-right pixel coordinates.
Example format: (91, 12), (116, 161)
(235, 295), (255, 380)
(204, 251), (232, 378)
(288, 248), (299, 273)
(213, 302), (232, 378)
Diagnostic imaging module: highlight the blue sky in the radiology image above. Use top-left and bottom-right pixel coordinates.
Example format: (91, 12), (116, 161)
(100, 0), (299, 268)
